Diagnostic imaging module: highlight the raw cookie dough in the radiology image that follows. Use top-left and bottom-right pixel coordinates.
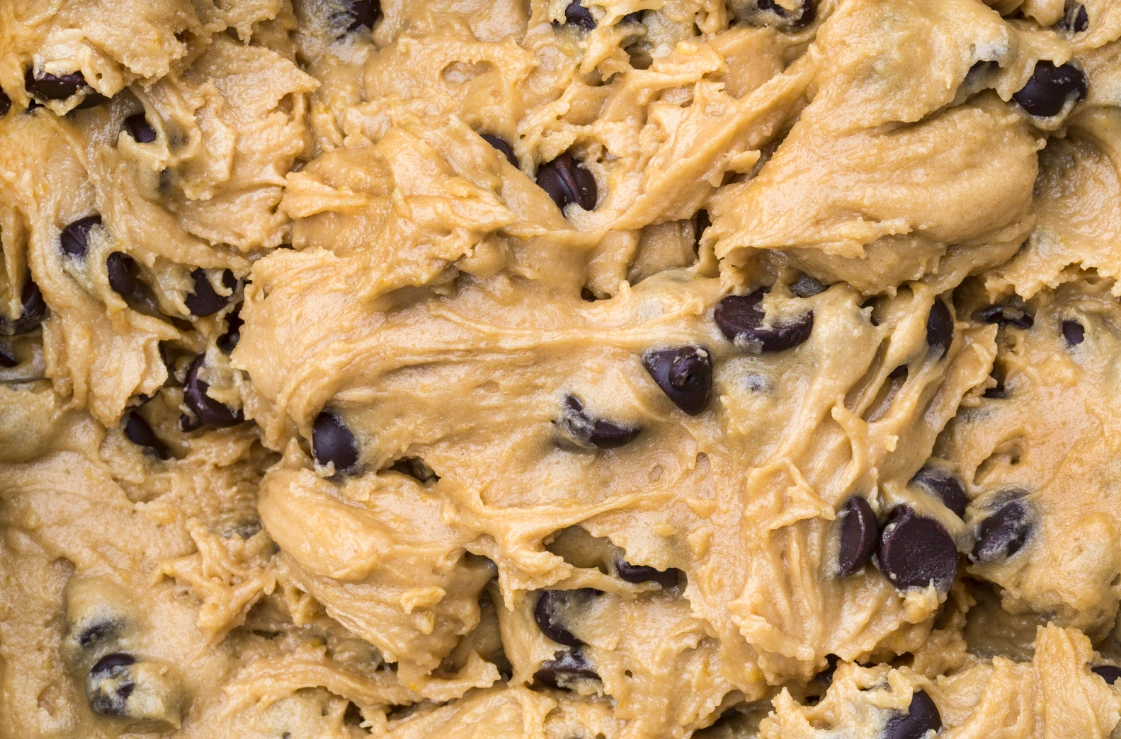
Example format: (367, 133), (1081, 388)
(2, 0), (1121, 737)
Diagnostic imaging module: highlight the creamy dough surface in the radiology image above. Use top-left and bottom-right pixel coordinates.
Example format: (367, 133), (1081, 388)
(3, 0), (1121, 737)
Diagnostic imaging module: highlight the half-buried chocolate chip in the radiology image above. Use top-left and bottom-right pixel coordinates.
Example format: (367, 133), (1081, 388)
(877, 506), (958, 591)
(714, 289), (814, 353)
(971, 497), (1031, 564)
(926, 299), (953, 358)
(183, 355), (244, 428)
(642, 346), (713, 416)
(87, 653), (138, 717)
(123, 113), (157, 144)
(123, 411), (170, 460)
(730, 0), (816, 29)
(559, 395), (640, 449)
(615, 560), (682, 588)
(837, 496), (878, 577)
(60, 215), (102, 257)
(313, 410), (359, 473)
(534, 589), (598, 647)
(563, 0), (596, 29)
(974, 304), (1034, 329)
(881, 690), (941, 739)
(344, 0), (381, 31)
(537, 154), (597, 212)
(185, 268), (236, 317)
(25, 69), (106, 107)
(1062, 319), (1085, 346)
(1013, 61), (1087, 118)
(0, 280), (48, 336)
(0, 88), (10, 117)
(534, 648), (599, 689)
(910, 466), (967, 518)
(481, 134), (519, 168)
(217, 304), (243, 353)
(1092, 665), (1121, 685)
(107, 252), (139, 297)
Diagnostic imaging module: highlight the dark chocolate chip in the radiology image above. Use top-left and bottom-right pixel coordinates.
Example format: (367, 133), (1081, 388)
(881, 690), (941, 739)
(1058, 4), (1089, 32)
(0, 88), (10, 117)
(536, 153), (597, 212)
(790, 273), (826, 298)
(1013, 61), (1088, 118)
(1062, 319), (1085, 346)
(481, 134), (519, 168)
(60, 215), (102, 257)
(926, 299), (953, 358)
(77, 619), (121, 649)
(0, 344), (16, 368)
(0, 280), (48, 336)
(564, 1), (596, 29)
(1093, 665), (1121, 685)
(972, 498), (1031, 564)
(714, 289), (814, 353)
(642, 346), (713, 416)
(534, 589), (598, 647)
(217, 304), (243, 354)
(694, 209), (711, 250)
(183, 355), (244, 428)
(87, 652), (137, 717)
(106, 252), (138, 297)
(25, 68), (87, 100)
(534, 648), (599, 688)
(91, 652), (136, 677)
(559, 395), (641, 449)
(754, 0), (816, 28)
(911, 467), (968, 518)
(123, 411), (170, 460)
(390, 456), (438, 483)
(877, 506), (958, 591)
(123, 113), (157, 144)
(313, 410), (359, 473)
(837, 496), (879, 577)
(184, 268), (236, 317)
(814, 654), (840, 687)
(615, 560), (682, 588)
(345, 0), (382, 31)
(974, 304), (1034, 329)
(179, 413), (203, 433)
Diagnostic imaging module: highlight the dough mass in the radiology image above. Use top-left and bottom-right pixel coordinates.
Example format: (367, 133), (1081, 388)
(2, 0), (1121, 736)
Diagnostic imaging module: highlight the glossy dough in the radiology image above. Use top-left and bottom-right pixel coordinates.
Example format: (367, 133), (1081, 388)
(2, 0), (1121, 737)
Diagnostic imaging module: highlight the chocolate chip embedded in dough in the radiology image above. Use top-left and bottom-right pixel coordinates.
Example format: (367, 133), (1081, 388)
(877, 506), (958, 591)
(0, 344), (16, 368)
(312, 410), (359, 473)
(533, 648), (599, 688)
(911, 466), (968, 518)
(1092, 665), (1121, 685)
(87, 652), (138, 717)
(564, 1), (596, 29)
(813, 654), (840, 687)
(971, 498), (1032, 564)
(390, 456), (438, 483)
(881, 690), (942, 739)
(106, 252), (139, 298)
(1062, 319), (1085, 346)
(926, 299), (953, 358)
(790, 273), (826, 298)
(642, 346), (713, 416)
(731, 0), (816, 29)
(76, 619), (122, 650)
(184, 268), (237, 317)
(183, 355), (244, 428)
(123, 411), (170, 460)
(1012, 61), (1088, 118)
(0, 280), (48, 336)
(344, 0), (382, 31)
(615, 560), (682, 588)
(714, 290), (814, 353)
(0, 88), (10, 117)
(1057, 4), (1089, 32)
(536, 154), (597, 212)
(559, 395), (641, 449)
(481, 134), (519, 168)
(534, 589), (598, 647)
(837, 496), (878, 577)
(622, 10), (646, 23)
(973, 304), (1034, 329)
(217, 304), (243, 354)
(60, 215), (102, 257)
(24, 68), (107, 108)
(123, 113), (157, 144)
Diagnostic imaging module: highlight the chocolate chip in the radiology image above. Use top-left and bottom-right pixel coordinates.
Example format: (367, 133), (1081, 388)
(642, 346), (713, 416)
(1062, 319), (1085, 346)
(344, 0), (382, 31)
(184, 268), (236, 317)
(183, 355), (244, 428)
(694, 209), (711, 249)
(1093, 665), (1121, 685)
(1058, 4), (1089, 32)
(615, 560), (682, 588)
(790, 273), (826, 298)
(564, 1), (596, 29)
(123, 113), (156, 144)
(0, 344), (16, 368)
(714, 289), (814, 353)
(911, 467), (968, 518)
(60, 215), (102, 257)
(814, 654), (840, 687)
(622, 10), (646, 22)
(390, 456), (438, 483)
(123, 411), (170, 460)
(534, 590), (600, 647)
(77, 619), (121, 650)
(0, 280), (48, 336)
(837, 496), (878, 577)
(536, 153), (597, 212)
(926, 299), (953, 358)
(217, 304), (243, 353)
(481, 134), (519, 168)
(882, 690), (941, 739)
(973, 304), (1034, 329)
(972, 498), (1031, 564)
(0, 88), (10, 117)
(736, 0), (816, 29)
(25, 68), (86, 100)
(877, 506), (958, 591)
(87, 652), (137, 717)
(106, 252), (138, 297)
(559, 395), (641, 449)
(313, 410), (359, 473)
(1013, 61), (1088, 118)
(534, 648), (599, 689)
(91, 652), (136, 677)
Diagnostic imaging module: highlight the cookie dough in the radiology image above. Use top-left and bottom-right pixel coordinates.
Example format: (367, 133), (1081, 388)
(2, 0), (1121, 737)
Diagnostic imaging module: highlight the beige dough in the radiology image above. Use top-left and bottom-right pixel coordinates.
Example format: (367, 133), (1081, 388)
(2, 0), (1121, 737)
